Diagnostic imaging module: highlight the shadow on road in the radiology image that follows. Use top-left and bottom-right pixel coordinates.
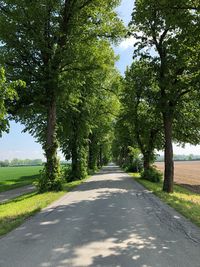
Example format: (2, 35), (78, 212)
(1, 165), (199, 267)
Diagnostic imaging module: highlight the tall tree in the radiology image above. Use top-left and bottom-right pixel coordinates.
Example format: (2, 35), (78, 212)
(0, 0), (124, 190)
(123, 60), (163, 172)
(58, 42), (121, 180)
(130, 0), (199, 192)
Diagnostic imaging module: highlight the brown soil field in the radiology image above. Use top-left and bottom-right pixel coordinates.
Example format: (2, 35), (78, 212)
(155, 161), (200, 194)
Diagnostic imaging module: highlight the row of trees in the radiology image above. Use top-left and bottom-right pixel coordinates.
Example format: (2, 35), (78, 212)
(1, 1), (199, 194)
(0, 158), (43, 167)
(0, 0), (124, 191)
(113, 0), (200, 192)
(157, 154), (200, 162)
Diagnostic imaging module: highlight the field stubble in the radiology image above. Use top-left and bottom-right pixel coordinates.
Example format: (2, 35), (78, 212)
(155, 161), (200, 194)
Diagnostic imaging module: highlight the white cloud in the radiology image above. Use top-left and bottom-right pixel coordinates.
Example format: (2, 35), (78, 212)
(119, 36), (136, 50)
(173, 144), (200, 155)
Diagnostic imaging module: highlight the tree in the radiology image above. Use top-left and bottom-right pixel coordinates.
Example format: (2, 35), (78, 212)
(0, 67), (24, 136)
(130, 0), (200, 192)
(112, 114), (136, 168)
(58, 43), (121, 180)
(0, 0), (125, 190)
(123, 60), (163, 172)
(87, 66), (121, 170)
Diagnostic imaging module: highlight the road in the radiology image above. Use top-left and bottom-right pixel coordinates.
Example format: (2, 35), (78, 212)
(0, 165), (199, 267)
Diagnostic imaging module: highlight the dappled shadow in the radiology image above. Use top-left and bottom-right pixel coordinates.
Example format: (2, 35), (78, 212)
(0, 174), (39, 193)
(0, 174), (39, 186)
(0, 166), (200, 267)
(71, 178), (144, 193)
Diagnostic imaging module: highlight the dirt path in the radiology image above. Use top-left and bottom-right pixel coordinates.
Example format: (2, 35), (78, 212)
(0, 165), (199, 267)
(0, 185), (36, 203)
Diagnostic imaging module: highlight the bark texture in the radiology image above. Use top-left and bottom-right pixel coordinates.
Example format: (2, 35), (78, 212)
(163, 114), (174, 193)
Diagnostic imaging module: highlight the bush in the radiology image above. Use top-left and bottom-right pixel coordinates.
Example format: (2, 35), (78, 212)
(123, 159), (143, 172)
(36, 167), (63, 193)
(140, 166), (162, 183)
(62, 164), (72, 182)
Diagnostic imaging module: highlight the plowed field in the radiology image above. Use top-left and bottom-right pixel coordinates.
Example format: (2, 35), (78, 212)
(155, 161), (200, 194)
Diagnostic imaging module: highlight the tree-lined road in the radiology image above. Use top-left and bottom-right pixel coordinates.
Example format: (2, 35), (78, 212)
(0, 165), (199, 267)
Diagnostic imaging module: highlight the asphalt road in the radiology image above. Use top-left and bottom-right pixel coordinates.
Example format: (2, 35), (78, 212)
(0, 165), (200, 267)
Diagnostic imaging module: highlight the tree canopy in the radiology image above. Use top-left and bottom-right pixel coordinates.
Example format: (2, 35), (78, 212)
(0, 1), (200, 194)
(113, 0), (200, 192)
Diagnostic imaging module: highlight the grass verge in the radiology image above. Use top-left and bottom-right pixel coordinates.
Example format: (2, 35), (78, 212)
(0, 179), (87, 236)
(130, 173), (200, 227)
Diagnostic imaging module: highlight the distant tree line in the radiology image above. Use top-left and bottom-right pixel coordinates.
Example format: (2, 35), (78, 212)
(156, 154), (200, 162)
(0, 158), (43, 167)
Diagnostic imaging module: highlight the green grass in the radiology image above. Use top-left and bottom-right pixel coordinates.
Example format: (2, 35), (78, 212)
(0, 166), (42, 192)
(130, 173), (200, 227)
(0, 178), (87, 236)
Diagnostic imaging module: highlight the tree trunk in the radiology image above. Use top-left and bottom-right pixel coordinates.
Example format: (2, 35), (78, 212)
(163, 114), (174, 193)
(88, 134), (98, 170)
(143, 153), (150, 171)
(70, 115), (88, 180)
(71, 139), (79, 180)
(44, 95), (60, 190)
(71, 143), (88, 180)
(99, 144), (103, 167)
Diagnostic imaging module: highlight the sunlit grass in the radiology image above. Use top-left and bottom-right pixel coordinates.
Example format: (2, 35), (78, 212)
(0, 166), (42, 192)
(130, 173), (200, 227)
(0, 178), (87, 236)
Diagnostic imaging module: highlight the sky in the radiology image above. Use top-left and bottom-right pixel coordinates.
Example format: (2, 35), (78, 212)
(0, 0), (199, 161)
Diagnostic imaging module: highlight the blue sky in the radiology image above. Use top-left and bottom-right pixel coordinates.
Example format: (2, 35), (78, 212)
(0, 0), (199, 160)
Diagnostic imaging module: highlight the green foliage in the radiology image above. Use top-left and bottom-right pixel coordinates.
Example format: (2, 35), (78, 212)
(124, 159), (143, 173)
(0, 158), (43, 166)
(0, 160), (9, 167)
(37, 163), (63, 193)
(0, 0), (125, 191)
(58, 45), (121, 179)
(61, 164), (72, 182)
(122, 147), (143, 172)
(127, 0), (200, 192)
(140, 166), (162, 183)
(112, 115), (134, 166)
(0, 67), (25, 136)
(113, 59), (163, 172)
(70, 145), (88, 181)
(88, 134), (100, 171)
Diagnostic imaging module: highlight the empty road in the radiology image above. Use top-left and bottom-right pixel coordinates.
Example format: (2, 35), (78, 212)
(0, 165), (200, 267)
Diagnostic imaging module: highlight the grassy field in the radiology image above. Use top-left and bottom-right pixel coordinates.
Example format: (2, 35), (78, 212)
(130, 173), (200, 227)
(0, 166), (42, 192)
